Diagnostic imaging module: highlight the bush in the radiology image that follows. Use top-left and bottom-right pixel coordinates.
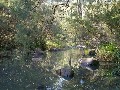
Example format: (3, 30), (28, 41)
(98, 43), (119, 61)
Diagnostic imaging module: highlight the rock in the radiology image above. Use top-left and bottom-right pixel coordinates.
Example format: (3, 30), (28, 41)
(79, 58), (99, 70)
(76, 45), (86, 49)
(32, 48), (46, 61)
(88, 49), (97, 57)
(49, 48), (61, 52)
(56, 67), (74, 80)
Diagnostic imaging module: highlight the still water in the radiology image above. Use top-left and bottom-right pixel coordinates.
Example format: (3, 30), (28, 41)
(0, 48), (120, 90)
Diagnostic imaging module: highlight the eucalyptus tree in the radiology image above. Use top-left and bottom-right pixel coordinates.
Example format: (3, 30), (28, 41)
(103, 1), (120, 45)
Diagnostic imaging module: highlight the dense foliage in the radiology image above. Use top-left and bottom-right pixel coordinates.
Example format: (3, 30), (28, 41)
(0, 0), (120, 61)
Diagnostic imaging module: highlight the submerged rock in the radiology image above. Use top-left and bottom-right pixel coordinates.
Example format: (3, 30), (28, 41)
(37, 84), (46, 90)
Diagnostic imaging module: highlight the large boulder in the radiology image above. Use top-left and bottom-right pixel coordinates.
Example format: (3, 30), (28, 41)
(79, 58), (99, 70)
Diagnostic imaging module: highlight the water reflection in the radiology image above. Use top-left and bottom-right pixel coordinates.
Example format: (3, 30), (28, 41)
(0, 48), (120, 90)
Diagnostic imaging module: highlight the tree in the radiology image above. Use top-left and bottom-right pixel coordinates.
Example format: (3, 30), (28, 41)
(104, 1), (120, 44)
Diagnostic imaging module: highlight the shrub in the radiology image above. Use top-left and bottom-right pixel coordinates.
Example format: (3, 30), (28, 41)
(98, 43), (119, 61)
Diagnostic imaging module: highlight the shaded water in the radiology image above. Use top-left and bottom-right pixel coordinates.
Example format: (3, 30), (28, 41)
(0, 48), (120, 90)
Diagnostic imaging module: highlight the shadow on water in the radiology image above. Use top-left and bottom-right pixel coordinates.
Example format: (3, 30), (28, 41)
(0, 48), (120, 90)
